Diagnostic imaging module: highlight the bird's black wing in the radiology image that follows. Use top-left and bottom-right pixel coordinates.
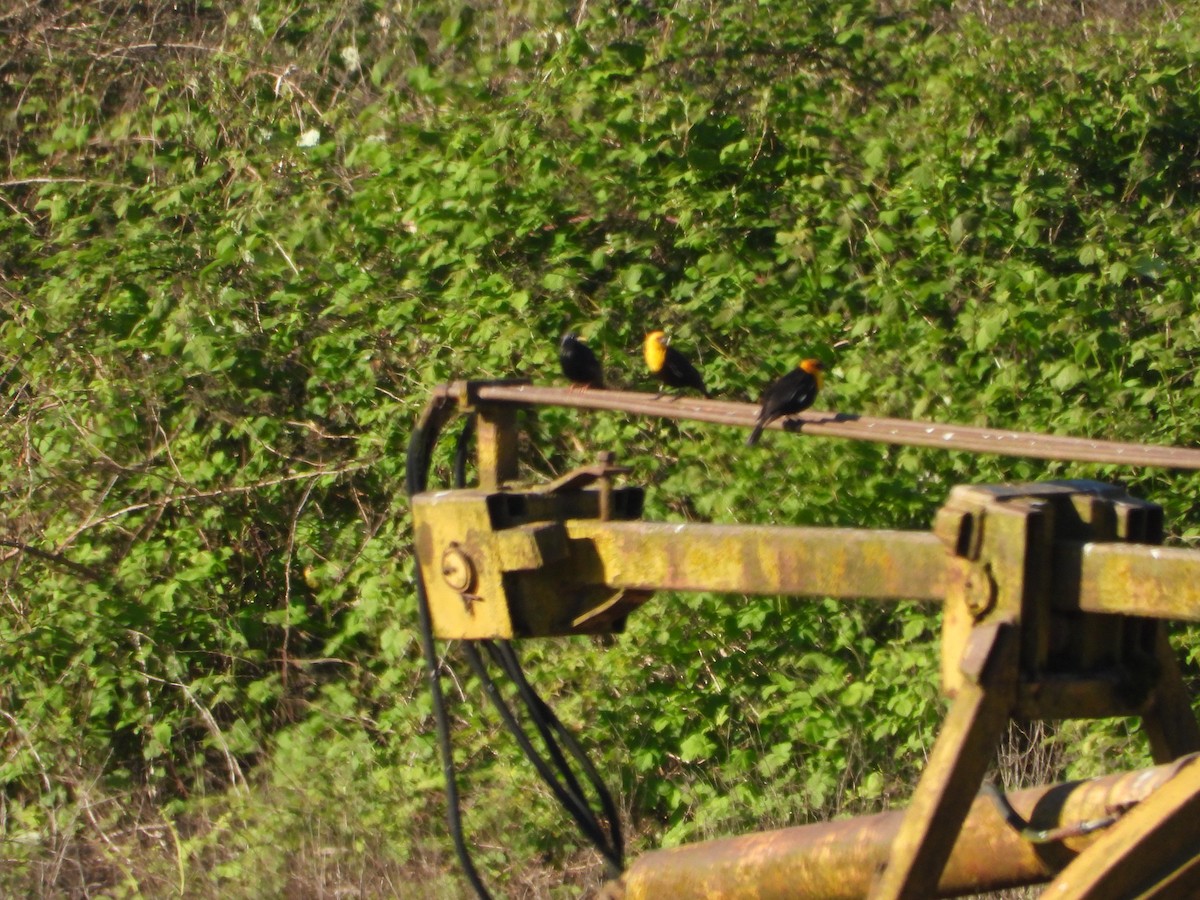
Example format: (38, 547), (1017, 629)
(747, 369), (817, 445)
(560, 338), (604, 386)
(663, 347), (707, 395)
(762, 369), (817, 417)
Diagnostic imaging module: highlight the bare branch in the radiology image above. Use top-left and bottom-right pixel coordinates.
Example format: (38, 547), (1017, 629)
(95, 41), (228, 60)
(0, 538), (106, 582)
(131, 653), (247, 793)
(0, 177), (130, 190)
(61, 463), (372, 544)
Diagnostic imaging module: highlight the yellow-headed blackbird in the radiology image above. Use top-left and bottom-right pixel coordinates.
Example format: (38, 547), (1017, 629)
(559, 332), (604, 389)
(644, 331), (708, 396)
(746, 359), (824, 446)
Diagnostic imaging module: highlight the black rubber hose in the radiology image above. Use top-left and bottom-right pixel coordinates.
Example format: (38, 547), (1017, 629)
(406, 400), (492, 899)
(493, 641), (625, 869)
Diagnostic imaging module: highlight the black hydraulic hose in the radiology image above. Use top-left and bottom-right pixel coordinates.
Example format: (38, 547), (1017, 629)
(406, 398), (492, 900)
(453, 414), (476, 488)
(408, 399), (625, 896)
(482, 641), (622, 873)
(483, 639), (594, 817)
(493, 641), (625, 868)
(451, 418), (624, 873)
(448, 415), (619, 873)
(460, 641), (618, 868)
(982, 781), (1127, 844)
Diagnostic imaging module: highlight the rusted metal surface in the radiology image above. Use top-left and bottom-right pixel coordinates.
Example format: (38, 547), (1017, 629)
(870, 482), (1194, 899)
(564, 520), (949, 601)
(611, 757), (1196, 900)
(465, 382), (1200, 469)
(933, 483), (1195, 728)
(412, 492), (948, 638)
(1059, 541), (1200, 623)
(1041, 754), (1200, 900)
(939, 491), (1049, 699)
(871, 623), (1020, 900)
(411, 487), (650, 638)
(1140, 628), (1200, 762)
(412, 490), (523, 638)
(473, 404), (519, 490)
(414, 379), (1200, 897)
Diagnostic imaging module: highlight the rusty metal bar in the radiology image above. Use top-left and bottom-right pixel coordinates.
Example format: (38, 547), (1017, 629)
(611, 756), (1197, 900)
(1041, 754), (1200, 899)
(1055, 541), (1200, 622)
(1141, 628), (1200, 761)
(880, 500), (1046, 899)
(565, 520), (950, 601)
(871, 623), (1020, 900)
(464, 382), (1200, 470)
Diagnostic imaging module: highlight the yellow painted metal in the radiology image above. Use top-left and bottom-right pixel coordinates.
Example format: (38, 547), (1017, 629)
(412, 490), (522, 639)
(873, 481), (1186, 900)
(934, 482), (1170, 708)
(413, 383), (1200, 897)
(1141, 627), (1200, 762)
(1060, 541), (1200, 622)
(412, 495), (947, 638)
(564, 520), (949, 600)
(474, 403), (519, 490)
(1041, 755), (1200, 900)
(614, 757), (1195, 900)
(872, 626), (1022, 899)
(938, 490), (1051, 699)
(411, 484), (653, 638)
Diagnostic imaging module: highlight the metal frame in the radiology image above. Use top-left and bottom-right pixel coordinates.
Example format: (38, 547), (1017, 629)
(410, 382), (1200, 899)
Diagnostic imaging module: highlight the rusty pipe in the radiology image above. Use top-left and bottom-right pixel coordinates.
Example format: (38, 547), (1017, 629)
(607, 757), (1196, 900)
(465, 382), (1200, 470)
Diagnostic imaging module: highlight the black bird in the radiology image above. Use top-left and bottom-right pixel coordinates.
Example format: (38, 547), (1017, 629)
(746, 359), (824, 445)
(644, 330), (708, 397)
(559, 332), (604, 389)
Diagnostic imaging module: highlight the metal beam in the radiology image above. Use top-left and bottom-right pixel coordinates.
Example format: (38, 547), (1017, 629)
(565, 520), (950, 601)
(1056, 542), (1200, 623)
(611, 757), (1196, 900)
(1041, 754), (1200, 899)
(871, 623), (1020, 900)
(466, 382), (1200, 470)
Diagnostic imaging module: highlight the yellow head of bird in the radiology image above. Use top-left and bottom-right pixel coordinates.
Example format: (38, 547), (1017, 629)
(644, 331), (668, 373)
(799, 358), (825, 390)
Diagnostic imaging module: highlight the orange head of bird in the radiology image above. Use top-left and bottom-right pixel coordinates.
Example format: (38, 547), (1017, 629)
(799, 358), (825, 390)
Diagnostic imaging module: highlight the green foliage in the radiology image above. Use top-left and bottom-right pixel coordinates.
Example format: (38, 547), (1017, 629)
(3, 0), (1200, 895)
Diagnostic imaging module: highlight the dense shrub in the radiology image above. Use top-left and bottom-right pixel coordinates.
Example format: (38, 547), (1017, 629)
(3, 1), (1199, 895)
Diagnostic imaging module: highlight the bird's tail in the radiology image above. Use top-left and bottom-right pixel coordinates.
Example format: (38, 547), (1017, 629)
(746, 422), (765, 446)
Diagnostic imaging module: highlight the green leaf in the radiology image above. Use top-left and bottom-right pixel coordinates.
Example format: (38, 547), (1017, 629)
(679, 732), (717, 762)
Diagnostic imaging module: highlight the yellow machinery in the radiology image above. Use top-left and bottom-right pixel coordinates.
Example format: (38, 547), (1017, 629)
(409, 381), (1200, 899)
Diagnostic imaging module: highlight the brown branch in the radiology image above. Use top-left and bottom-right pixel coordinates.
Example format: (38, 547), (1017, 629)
(63, 463), (372, 541)
(133, 659), (247, 792)
(96, 41), (228, 60)
(0, 177), (131, 190)
(280, 479), (316, 690)
(0, 538), (106, 581)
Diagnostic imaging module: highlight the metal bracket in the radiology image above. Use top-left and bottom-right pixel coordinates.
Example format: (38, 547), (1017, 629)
(872, 480), (1198, 900)
(411, 452), (650, 638)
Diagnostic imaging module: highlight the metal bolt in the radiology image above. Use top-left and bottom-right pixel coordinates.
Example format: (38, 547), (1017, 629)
(963, 563), (996, 618)
(598, 450), (615, 521)
(441, 544), (475, 593)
